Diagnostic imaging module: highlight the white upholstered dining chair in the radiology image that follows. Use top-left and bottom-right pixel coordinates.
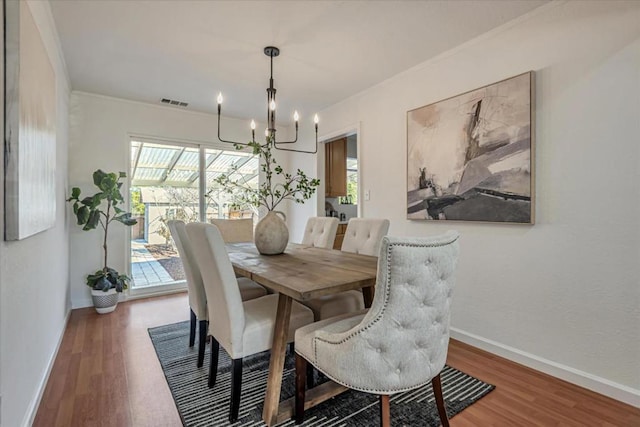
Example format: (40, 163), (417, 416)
(294, 232), (460, 427)
(185, 222), (315, 422)
(341, 218), (390, 255)
(302, 218), (390, 320)
(167, 220), (267, 368)
(209, 217), (255, 279)
(209, 218), (254, 243)
(300, 217), (339, 248)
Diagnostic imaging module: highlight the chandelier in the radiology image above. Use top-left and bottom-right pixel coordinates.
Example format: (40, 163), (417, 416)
(216, 46), (318, 154)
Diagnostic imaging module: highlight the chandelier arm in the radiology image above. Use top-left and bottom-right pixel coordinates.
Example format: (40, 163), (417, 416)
(273, 123), (299, 145)
(273, 135), (318, 154)
(274, 120), (318, 153)
(216, 135), (250, 147)
(217, 107), (250, 146)
(273, 147), (317, 154)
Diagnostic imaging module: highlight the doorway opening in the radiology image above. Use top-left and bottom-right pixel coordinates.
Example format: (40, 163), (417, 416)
(320, 128), (360, 249)
(323, 134), (358, 220)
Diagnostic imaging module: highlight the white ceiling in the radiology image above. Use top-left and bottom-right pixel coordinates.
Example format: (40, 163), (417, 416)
(50, 0), (547, 124)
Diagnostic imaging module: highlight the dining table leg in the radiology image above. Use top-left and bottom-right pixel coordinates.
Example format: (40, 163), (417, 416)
(262, 293), (293, 426)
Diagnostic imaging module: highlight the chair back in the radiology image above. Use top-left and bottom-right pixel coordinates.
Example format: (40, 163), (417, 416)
(186, 222), (246, 355)
(341, 218), (390, 256)
(167, 220), (207, 320)
(314, 232), (460, 393)
(301, 217), (339, 249)
(209, 218), (254, 243)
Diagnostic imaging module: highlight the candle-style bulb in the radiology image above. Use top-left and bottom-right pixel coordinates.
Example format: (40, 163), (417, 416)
(270, 100), (276, 111)
(265, 128), (269, 137)
(294, 111), (299, 122)
(314, 114), (319, 124)
(250, 120), (256, 130)
(217, 93), (223, 104)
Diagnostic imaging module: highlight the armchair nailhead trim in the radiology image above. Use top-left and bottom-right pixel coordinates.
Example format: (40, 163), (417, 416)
(311, 235), (458, 393)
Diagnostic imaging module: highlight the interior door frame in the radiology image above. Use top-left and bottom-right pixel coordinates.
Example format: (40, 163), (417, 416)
(316, 122), (362, 218)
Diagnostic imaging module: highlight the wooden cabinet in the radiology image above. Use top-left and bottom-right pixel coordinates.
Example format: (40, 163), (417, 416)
(325, 138), (347, 197)
(333, 223), (348, 250)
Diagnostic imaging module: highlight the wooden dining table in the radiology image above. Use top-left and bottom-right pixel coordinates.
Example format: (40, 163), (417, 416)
(226, 242), (379, 426)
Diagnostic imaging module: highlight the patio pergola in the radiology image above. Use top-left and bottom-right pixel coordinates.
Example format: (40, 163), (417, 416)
(130, 140), (259, 188)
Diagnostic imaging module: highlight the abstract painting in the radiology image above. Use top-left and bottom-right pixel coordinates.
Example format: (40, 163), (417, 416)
(4, 1), (57, 240)
(407, 72), (534, 224)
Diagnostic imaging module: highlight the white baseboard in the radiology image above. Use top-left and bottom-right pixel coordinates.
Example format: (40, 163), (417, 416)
(127, 282), (187, 301)
(71, 297), (93, 309)
(450, 327), (640, 408)
(23, 309), (72, 427)
(71, 283), (187, 309)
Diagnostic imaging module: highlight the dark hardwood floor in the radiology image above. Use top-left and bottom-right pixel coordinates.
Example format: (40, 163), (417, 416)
(34, 293), (640, 426)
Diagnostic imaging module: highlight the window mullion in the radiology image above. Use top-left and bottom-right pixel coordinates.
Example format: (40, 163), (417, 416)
(199, 145), (206, 223)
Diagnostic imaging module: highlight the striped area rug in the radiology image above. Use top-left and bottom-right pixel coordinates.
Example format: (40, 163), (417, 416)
(149, 321), (494, 426)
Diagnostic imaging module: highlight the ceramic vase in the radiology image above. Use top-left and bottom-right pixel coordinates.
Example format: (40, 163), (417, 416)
(254, 211), (289, 255)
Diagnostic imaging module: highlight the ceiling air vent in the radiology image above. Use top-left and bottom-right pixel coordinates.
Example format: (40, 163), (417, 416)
(160, 98), (188, 107)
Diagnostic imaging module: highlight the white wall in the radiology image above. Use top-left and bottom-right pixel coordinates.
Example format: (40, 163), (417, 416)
(0, 1), (71, 426)
(288, 1), (640, 405)
(68, 92), (291, 308)
(55, 0), (640, 409)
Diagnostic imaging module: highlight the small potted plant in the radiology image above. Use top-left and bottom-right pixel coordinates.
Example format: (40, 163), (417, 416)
(67, 170), (137, 313)
(214, 136), (320, 254)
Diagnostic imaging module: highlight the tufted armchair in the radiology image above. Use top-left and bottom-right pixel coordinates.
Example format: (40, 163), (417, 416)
(167, 220), (266, 368)
(294, 232), (460, 426)
(186, 222), (314, 422)
(303, 218), (390, 320)
(300, 217), (339, 249)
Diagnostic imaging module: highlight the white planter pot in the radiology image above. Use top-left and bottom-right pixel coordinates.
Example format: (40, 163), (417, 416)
(91, 288), (119, 314)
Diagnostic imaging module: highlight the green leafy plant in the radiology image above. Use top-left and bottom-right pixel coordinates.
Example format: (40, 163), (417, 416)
(214, 136), (320, 211)
(67, 170), (137, 292)
(130, 188), (146, 216)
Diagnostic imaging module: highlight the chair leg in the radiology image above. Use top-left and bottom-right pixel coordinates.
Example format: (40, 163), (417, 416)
(289, 342), (313, 386)
(189, 309), (196, 347)
(379, 394), (390, 427)
(306, 362), (315, 389)
(208, 337), (219, 388)
(294, 354), (307, 424)
(197, 320), (208, 368)
(432, 373), (449, 427)
(229, 358), (243, 423)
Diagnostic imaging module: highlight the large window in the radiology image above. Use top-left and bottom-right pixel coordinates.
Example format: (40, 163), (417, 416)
(204, 147), (259, 220)
(129, 139), (258, 290)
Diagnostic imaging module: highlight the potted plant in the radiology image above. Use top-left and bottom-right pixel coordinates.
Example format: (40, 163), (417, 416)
(67, 170), (137, 313)
(214, 136), (320, 254)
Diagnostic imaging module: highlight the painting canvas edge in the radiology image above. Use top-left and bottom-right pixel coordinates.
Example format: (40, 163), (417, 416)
(4, 0), (22, 240)
(4, 0), (57, 241)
